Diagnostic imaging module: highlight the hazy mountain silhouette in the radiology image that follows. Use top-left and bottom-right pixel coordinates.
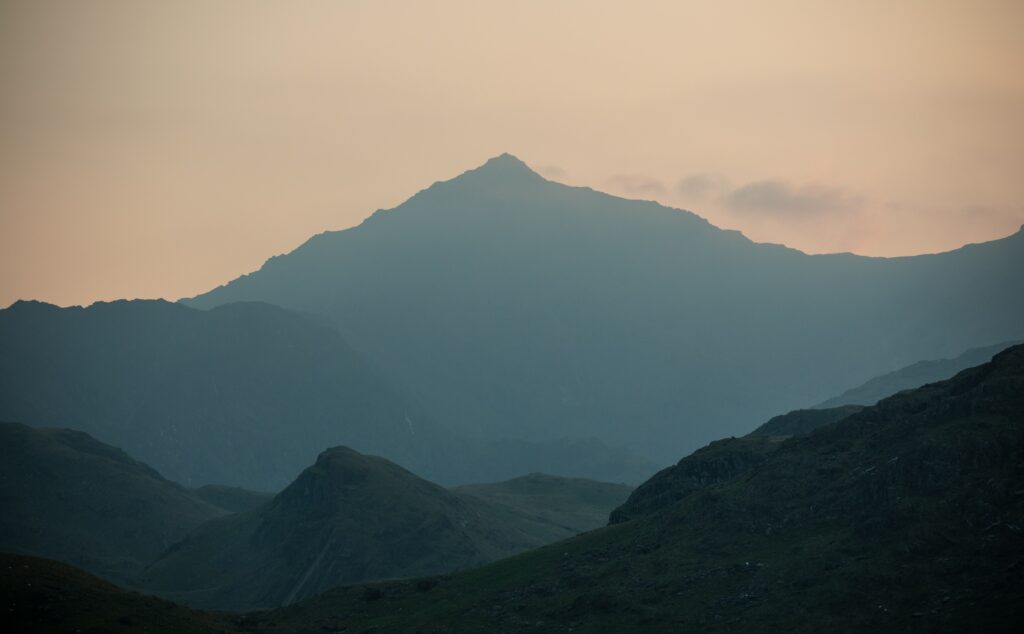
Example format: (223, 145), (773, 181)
(138, 447), (630, 610)
(190, 485), (273, 514)
(0, 299), (656, 489)
(246, 343), (1024, 632)
(816, 340), (1021, 408)
(0, 422), (224, 584)
(455, 473), (633, 534)
(184, 154), (1024, 464)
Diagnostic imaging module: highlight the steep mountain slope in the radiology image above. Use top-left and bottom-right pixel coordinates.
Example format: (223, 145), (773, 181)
(185, 154), (1024, 464)
(0, 299), (655, 488)
(747, 404), (864, 437)
(139, 447), (623, 610)
(0, 554), (242, 634)
(0, 422), (224, 583)
(455, 473), (633, 534)
(255, 345), (1024, 632)
(817, 340), (1021, 408)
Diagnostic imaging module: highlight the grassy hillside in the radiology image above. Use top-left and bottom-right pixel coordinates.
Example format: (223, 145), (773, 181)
(251, 344), (1024, 632)
(0, 554), (242, 634)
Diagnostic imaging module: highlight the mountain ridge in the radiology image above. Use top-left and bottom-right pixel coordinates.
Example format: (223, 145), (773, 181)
(183, 155), (1024, 464)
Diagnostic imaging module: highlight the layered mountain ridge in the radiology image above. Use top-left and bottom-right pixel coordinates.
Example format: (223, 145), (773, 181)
(184, 154), (1024, 463)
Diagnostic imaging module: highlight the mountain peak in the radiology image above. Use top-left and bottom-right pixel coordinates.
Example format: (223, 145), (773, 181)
(460, 153), (543, 182)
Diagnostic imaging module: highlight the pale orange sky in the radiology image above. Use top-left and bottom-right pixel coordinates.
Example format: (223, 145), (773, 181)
(1, 0), (1022, 307)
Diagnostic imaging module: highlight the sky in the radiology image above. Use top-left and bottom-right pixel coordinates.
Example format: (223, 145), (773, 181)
(1, 0), (1022, 307)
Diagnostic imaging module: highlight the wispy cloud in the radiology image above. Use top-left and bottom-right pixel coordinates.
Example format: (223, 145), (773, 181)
(723, 180), (862, 216)
(675, 173), (732, 200)
(537, 164), (567, 179)
(605, 174), (667, 196)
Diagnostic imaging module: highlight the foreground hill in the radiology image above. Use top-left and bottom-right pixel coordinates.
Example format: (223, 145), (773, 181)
(253, 344), (1024, 632)
(817, 340), (1021, 408)
(185, 154), (1024, 464)
(0, 422), (223, 584)
(138, 447), (626, 610)
(0, 554), (241, 634)
(0, 299), (655, 488)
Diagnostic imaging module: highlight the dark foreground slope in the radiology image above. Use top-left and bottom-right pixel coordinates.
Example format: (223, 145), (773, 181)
(0, 422), (223, 584)
(139, 447), (619, 611)
(186, 154), (1024, 463)
(0, 554), (241, 634)
(0, 299), (655, 487)
(256, 345), (1024, 632)
(817, 340), (1021, 408)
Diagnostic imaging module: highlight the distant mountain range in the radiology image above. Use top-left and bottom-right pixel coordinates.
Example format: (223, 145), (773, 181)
(816, 340), (1021, 408)
(5, 345), (1021, 631)
(0, 299), (656, 489)
(184, 154), (1024, 464)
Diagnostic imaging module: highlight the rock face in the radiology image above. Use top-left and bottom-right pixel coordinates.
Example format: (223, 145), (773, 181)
(138, 447), (621, 610)
(0, 422), (224, 584)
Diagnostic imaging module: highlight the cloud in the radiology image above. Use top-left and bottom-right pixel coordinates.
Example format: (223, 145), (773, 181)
(675, 173), (732, 200)
(605, 174), (666, 196)
(723, 180), (862, 215)
(537, 164), (567, 179)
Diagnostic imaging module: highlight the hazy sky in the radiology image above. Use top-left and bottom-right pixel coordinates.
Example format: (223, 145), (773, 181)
(2, 1), (1022, 307)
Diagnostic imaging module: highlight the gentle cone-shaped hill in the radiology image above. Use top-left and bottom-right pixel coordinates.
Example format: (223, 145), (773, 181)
(252, 344), (1024, 632)
(139, 447), (618, 610)
(0, 422), (224, 584)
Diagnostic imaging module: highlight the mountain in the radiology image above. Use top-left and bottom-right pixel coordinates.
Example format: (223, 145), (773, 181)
(138, 447), (629, 610)
(185, 154), (1024, 464)
(0, 554), (242, 634)
(0, 298), (655, 488)
(817, 340), (1021, 408)
(0, 422), (224, 584)
(190, 485), (274, 514)
(455, 473), (634, 534)
(248, 344), (1024, 632)
(747, 404), (865, 437)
